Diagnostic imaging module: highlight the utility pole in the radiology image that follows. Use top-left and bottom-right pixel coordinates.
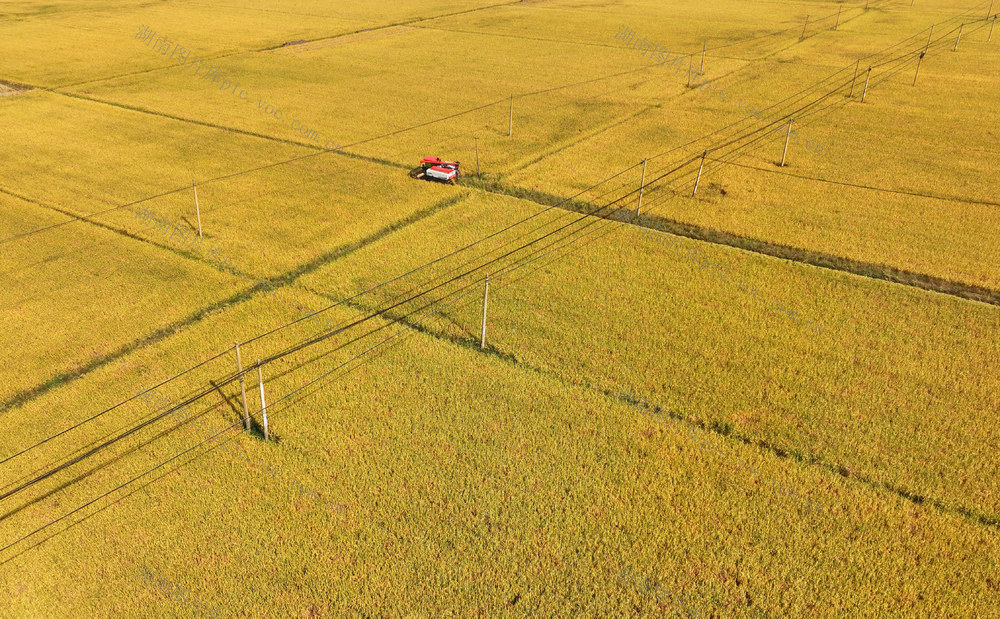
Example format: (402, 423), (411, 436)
(801, 15), (809, 39)
(700, 41), (706, 72)
(954, 24), (963, 51)
(835, 5), (842, 30)
(861, 66), (872, 103)
(925, 24), (935, 53)
(780, 119), (793, 167)
(192, 180), (202, 239)
(849, 60), (860, 97)
(508, 95), (513, 137)
(913, 52), (925, 86)
(692, 152), (707, 197)
(480, 275), (489, 349)
(637, 158), (647, 217)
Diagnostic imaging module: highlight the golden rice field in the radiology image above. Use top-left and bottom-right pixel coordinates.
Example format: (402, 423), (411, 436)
(1, 0), (998, 616)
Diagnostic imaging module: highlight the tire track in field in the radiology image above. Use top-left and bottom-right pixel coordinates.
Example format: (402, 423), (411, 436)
(0, 194), (464, 415)
(501, 52), (841, 180)
(51, 89), (342, 153)
(411, 0), (883, 64)
(408, 24), (746, 61)
(511, 105), (654, 175)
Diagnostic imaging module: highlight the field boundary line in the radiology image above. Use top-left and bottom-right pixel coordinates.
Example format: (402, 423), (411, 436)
(610, 389), (1000, 531)
(0, 289), (253, 416)
(457, 176), (1000, 306)
(289, 275), (1000, 533)
(0, 0), (880, 246)
(0, 195), (465, 415)
(54, 90), (335, 152)
(609, 204), (1000, 306)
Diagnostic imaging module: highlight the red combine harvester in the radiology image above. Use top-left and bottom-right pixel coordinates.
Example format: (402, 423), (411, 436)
(418, 157), (461, 184)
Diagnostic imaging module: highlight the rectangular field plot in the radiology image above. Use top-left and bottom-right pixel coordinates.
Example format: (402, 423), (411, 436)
(506, 45), (1000, 289)
(2, 304), (997, 616)
(295, 192), (1000, 525)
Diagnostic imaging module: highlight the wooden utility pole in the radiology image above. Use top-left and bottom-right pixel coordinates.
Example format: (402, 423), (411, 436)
(913, 52), (925, 86)
(257, 360), (268, 441)
(988, 1), (994, 20)
(990, 16), (996, 42)
(508, 95), (513, 137)
(835, 5), (842, 30)
(235, 342), (250, 431)
(925, 24), (935, 53)
(954, 24), (963, 51)
(474, 137), (480, 176)
(861, 66), (872, 103)
(637, 158), (647, 217)
(780, 119), (793, 167)
(479, 275), (489, 350)
(700, 41), (706, 72)
(801, 15), (809, 39)
(692, 152), (707, 197)
(687, 57), (693, 87)
(192, 180), (202, 239)
(849, 60), (860, 97)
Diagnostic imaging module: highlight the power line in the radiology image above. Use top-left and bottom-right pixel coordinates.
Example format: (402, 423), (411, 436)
(2, 7), (962, 467)
(3, 0), (988, 531)
(0, 0), (900, 252)
(0, 419), (243, 556)
(0, 6), (952, 471)
(0, 348), (234, 466)
(0, 182), (636, 513)
(0, 180), (642, 497)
